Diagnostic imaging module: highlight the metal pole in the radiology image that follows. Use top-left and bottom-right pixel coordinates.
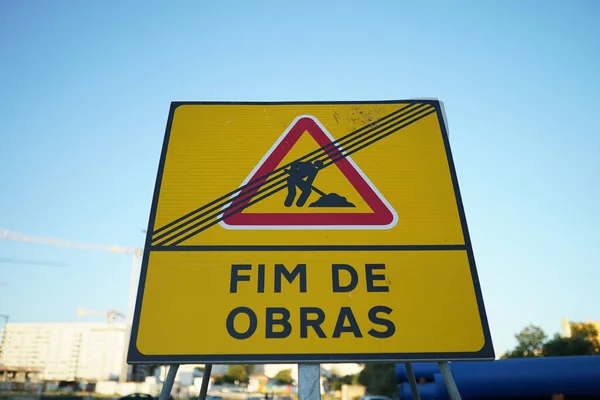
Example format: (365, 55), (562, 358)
(298, 364), (320, 400)
(404, 363), (421, 400)
(438, 362), (462, 400)
(198, 364), (213, 400)
(159, 364), (179, 400)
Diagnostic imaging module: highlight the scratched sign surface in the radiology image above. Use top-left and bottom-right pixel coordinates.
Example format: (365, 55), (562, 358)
(127, 100), (495, 364)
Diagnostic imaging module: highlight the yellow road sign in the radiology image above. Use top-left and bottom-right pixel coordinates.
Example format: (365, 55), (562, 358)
(128, 100), (494, 364)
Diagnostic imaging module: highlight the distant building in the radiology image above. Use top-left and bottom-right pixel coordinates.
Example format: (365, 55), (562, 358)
(247, 373), (269, 393)
(561, 317), (600, 338)
(209, 365), (229, 377)
(163, 363), (362, 386)
(259, 363), (362, 381)
(0, 322), (127, 382)
(201, 363), (362, 384)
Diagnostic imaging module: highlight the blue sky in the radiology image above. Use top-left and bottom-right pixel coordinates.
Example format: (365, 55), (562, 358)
(1, 0), (599, 358)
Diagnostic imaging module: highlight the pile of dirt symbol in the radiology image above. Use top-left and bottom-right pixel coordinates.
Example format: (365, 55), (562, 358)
(309, 193), (355, 208)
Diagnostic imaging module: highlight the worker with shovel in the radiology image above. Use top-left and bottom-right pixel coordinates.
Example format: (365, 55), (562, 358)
(284, 159), (325, 207)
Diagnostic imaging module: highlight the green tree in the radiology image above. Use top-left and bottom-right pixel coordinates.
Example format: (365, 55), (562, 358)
(570, 322), (600, 353)
(227, 365), (252, 383)
(329, 373), (358, 391)
(213, 376), (231, 385)
(503, 322), (600, 359)
(542, 333), (596, 356)
(501, 324), (547, 358)
(273, 368), (294, 385)
(542, 322), (599, 357)
(357, 364), (396, 397)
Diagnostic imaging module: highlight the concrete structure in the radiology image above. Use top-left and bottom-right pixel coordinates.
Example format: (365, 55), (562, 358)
(0, 322), (127, 382)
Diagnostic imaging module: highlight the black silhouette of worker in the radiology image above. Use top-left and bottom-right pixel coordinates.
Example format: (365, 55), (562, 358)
(284, 160), (324, 207)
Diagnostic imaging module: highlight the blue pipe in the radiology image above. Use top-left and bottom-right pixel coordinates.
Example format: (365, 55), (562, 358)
(396, 363), (440, 383)
(397, 356), (600, 399)
(396, 363), (440, 382)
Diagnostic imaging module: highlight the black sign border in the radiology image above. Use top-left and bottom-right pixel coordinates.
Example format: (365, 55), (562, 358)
(127, 100), (495, 364)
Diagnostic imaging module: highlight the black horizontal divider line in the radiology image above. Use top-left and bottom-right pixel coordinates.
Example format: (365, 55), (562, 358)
(147, 244), (468, 252)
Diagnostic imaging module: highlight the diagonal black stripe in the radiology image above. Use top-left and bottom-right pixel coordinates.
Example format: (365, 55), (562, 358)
(326, 107), (436, 166)
(151, 103), (419, 238)
(152, 183), (288, 246)
(160, 107), (436, 246)
(166, 183), (287, 246)
(157, 182), (288, 247)
(151, 105), (432, 246)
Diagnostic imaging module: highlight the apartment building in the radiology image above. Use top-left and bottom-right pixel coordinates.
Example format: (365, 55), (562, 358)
(561, 317), (600, 338)
(0, 322), (127, 382)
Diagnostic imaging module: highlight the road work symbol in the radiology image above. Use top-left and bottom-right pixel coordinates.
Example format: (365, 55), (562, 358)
(284, 159), (355, 208)
(219, 115), (397, 230)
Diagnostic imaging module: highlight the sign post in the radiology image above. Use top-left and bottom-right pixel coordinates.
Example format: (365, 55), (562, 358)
(298, 364), (321, 400)
(158, 365), (178, 400)
(439, 362), (462, 400)
(128, 100), (494, 400)
(404, 363), (421, 400)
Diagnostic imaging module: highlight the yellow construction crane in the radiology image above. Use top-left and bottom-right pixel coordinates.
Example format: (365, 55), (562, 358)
(0, 227), (142, 322)
(0, 227), (143, 382)
(0, 228), (141, 256)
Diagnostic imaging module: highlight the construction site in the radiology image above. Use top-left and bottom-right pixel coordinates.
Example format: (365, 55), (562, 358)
(0, 228), (161, 389)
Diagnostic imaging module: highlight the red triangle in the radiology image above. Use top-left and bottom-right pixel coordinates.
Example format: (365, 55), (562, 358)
(220, 115), (397, 229)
